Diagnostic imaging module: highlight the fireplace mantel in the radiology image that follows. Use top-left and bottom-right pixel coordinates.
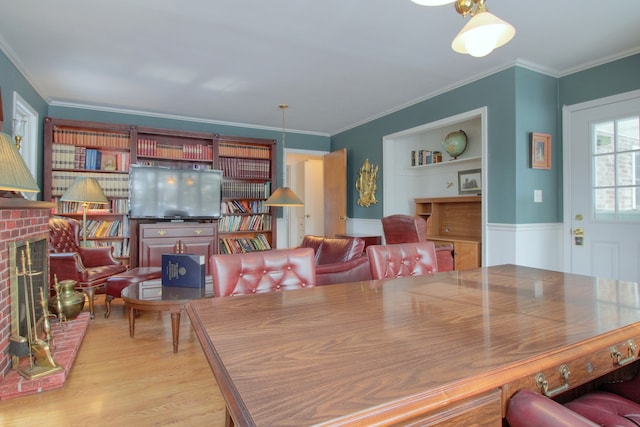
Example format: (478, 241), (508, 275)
(0, 198), (55, 210)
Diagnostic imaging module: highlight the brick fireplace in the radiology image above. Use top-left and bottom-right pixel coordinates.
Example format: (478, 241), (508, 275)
(0, 198), (53, 382)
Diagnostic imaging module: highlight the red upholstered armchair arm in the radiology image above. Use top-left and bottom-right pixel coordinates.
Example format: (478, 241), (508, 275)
(49, 252), (90, 283)
(78, 246), (121, 268)
(506, 390), (599, 427)
(315, 255), (372, 286)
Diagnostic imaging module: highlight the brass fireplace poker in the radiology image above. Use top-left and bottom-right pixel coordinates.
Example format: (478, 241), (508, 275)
(16, 244), (62, 380)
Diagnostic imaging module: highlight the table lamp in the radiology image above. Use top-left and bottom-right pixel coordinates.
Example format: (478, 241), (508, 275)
(0, 132), (40, 198)
(60, 177), (108, 246)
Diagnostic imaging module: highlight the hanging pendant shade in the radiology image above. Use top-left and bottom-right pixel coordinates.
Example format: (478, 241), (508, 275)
(264, 104), (304, 207)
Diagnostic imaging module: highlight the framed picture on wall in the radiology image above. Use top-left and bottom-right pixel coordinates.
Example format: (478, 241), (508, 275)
(530, 132), (552, 169)
(458, 169), (481, 195)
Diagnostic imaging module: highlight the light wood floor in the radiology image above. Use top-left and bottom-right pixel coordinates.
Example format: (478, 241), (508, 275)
(0, 295), (226, 426)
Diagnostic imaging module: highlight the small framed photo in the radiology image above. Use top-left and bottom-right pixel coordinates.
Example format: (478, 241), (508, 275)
(458, 168), (481, 195)
(530, 132), (552, 169)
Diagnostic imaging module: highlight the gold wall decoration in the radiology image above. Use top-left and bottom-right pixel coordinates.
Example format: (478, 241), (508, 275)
(356, 159), (379, 207)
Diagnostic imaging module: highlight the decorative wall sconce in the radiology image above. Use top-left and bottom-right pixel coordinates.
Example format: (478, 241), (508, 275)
(356, 159), (379, 207)
(12, 117), (27, 150)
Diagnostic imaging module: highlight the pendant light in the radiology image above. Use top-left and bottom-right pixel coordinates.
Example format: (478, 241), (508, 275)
(412, 0), (515, 57)
(264, 104), (304, 207)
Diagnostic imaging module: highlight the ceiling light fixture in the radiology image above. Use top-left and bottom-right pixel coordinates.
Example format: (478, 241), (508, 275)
(263, 104), (304, 207)
(412, 0), (515, 57)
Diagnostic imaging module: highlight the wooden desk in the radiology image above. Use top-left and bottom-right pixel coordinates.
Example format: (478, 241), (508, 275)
(186, 265), (640, 426)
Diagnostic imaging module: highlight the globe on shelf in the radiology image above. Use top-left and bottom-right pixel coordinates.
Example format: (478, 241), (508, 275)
(443, 130), (468, 160)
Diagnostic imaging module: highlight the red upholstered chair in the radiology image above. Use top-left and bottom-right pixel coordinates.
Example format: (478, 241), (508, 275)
(48, 216), (127, 318)
(210, 247), (316, 297)
(299, 235), (371, 285)
(564, 391), (640, 426)
(366, 242), (438, 280)
(381, 214), (454, 272)
(601, 370), (640, 403)
(506, 390), (599, 427)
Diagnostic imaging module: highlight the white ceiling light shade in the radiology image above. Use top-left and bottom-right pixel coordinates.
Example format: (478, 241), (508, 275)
(451, 10), (515, 57)
(410, 0), (455, 5)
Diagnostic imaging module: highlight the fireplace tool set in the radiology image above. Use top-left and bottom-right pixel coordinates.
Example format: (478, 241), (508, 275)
(8, 242), (62, 380)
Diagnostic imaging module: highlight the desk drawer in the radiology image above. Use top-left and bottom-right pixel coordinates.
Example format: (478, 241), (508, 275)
(502, 337), (639, 412)
(140, 224), (215, 239)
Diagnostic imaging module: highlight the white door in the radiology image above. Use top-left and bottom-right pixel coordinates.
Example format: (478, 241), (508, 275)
(564, 91), (640, 282)
(289, 159), (324, 246)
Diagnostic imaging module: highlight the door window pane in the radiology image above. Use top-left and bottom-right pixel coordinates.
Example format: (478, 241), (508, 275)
(593, 116), (640, 221)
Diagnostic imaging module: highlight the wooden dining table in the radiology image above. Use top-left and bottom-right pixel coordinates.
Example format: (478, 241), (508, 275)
(186, 264), (640, 426)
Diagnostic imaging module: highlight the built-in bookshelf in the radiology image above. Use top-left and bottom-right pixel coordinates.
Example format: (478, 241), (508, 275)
(216, 135), (276, 252)
(44, 118), (278, 267)
(44, 118), (132, 265)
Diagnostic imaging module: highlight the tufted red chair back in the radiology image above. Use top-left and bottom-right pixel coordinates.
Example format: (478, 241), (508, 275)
(300, 235), (365, 265)
(210, 247), (316, 297)
(49, 216), (82, 253)
(381, 214), (427, 244)
(366, 242), (438, 280)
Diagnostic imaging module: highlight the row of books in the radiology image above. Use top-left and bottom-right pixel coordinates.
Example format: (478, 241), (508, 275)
(51, 171), (130, 198)
(219, 157), (270, 179)
(83, 239), (131, 258)
(53, 127), (130, 149)
(137, 139), (214, 161)
(218, 214), (271, 232)
(218, 234), (272, 254)
(410, 150), (443, 166)
(219, 142), (270, 159)
(221, 199), (270, 214)
(222, 180), (271, 199)
(80, 219), (127, 238)
(52, 144), (130, 171)
(53, 198), (129, 215)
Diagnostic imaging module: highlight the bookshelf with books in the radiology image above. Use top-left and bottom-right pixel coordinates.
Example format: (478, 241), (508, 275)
(45, 118), (279, 268)
(44, 117), (133, 265)
(216, 135), (276, 252)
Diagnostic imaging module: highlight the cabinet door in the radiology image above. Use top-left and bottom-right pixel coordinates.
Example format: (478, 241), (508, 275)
(454, 242), (481, 270)
(140, 238), (214, 274)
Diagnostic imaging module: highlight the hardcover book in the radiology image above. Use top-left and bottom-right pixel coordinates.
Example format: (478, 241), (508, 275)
(162, 253), (206, 288)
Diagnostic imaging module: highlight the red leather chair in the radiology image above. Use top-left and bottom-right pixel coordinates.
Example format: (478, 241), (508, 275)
(210, 247), (316, 297)
(366, 242), (438, 280)
(565, 391), (640, 426)
(299, 235), (371, 285)
(506, 389), (599, 427)
(381, 214), (454, 271)
(48, 216), (127, 318)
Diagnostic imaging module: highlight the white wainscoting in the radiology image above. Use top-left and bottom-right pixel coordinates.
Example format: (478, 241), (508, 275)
(485, 222), (564, 271)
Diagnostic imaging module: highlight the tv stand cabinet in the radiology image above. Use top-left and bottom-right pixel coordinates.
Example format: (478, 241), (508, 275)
(137, 222), (217, 274)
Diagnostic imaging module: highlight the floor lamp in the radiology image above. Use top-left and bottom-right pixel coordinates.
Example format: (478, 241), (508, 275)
(60, 177), (108, 246)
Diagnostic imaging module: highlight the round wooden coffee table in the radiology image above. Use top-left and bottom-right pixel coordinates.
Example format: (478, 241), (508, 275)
(121, 277), (213, 353)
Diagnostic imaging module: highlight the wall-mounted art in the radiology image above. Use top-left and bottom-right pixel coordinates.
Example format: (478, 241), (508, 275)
(530, 132), (552, 169)
(356, 159), (378, 207)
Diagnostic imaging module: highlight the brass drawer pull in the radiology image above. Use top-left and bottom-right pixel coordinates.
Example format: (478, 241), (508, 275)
(157, 229), (167, 236)
(535, 364), (570, 397)
(195, 229), (202, 235)
(611, 340), (637, 367)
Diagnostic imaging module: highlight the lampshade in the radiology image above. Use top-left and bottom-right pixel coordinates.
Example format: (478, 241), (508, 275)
(264, 104), (304, 207)
(451, 10), (515, 57)
(264, 186), (304, 206)
(60, 177), (108, 205)
(0, 132), (40, 194)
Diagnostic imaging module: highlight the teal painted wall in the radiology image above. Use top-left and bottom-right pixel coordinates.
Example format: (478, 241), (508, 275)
(332, 67), (519, 224)
(0, 50), (48, 186)
(514, 68), (560, 223)
(560, 55), (640, 107)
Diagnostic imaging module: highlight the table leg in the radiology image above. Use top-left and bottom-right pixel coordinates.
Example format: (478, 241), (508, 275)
(171, 312), (181, 353)
(84, 287), (96, 319)
(128, 306), (136, 338)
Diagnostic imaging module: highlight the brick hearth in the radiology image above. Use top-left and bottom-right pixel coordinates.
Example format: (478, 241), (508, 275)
(0, 312), (90, 400)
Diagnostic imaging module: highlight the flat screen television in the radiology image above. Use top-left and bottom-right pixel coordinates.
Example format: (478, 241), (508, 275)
(129, 165), (223, 219)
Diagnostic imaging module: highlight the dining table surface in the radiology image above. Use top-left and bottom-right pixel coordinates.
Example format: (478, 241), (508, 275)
(186, 264), (640, 426)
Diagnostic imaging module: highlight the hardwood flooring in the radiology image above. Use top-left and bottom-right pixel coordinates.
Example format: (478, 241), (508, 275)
(0, 295), (226, 426)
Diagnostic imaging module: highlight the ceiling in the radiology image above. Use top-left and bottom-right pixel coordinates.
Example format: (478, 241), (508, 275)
(1, 1), (639, 136)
